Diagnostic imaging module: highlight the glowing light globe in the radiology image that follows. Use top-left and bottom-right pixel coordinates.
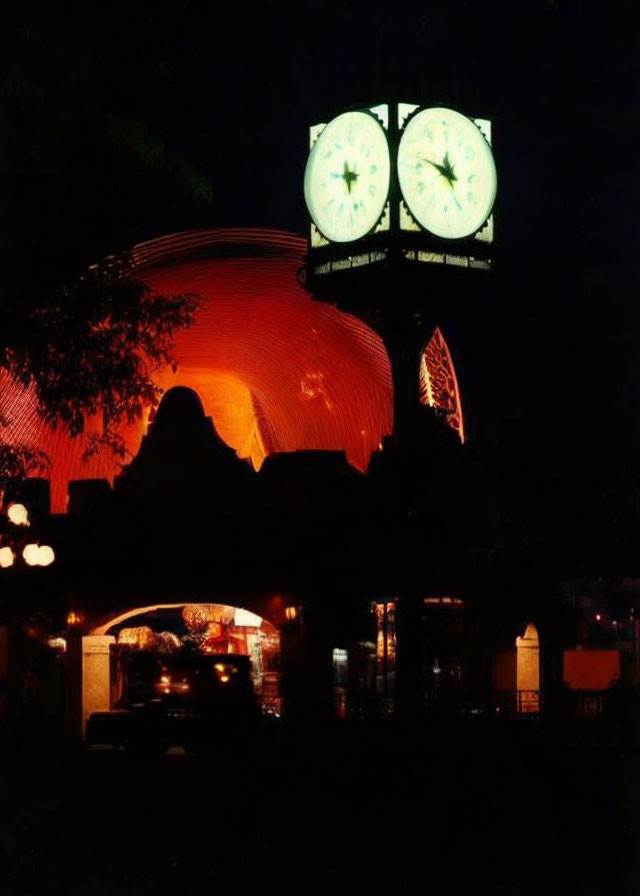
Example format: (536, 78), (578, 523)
(7, 503), (29, 526)
(38, 545), (55, 566)
(22, 543), (41, 566)
(0, 546), (15, 568)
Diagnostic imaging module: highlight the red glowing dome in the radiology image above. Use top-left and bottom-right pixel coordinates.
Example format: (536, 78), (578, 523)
(1, 229), (464, 512)
(1, 230), (391, 511)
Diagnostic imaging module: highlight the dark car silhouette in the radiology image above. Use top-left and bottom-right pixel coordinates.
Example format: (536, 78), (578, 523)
(86, 651), (260, 756)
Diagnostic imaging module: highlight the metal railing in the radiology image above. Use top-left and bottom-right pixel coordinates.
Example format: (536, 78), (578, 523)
(332, 688), (610, 722)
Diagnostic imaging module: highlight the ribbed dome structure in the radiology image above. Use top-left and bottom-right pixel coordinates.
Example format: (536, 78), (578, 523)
(1, 229), (394, 511)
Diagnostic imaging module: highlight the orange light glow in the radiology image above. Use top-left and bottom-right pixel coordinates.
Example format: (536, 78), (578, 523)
(284, 606), (298, 622)
(156, 673), (190, 694)
(2, 229), (392, 512)
(118, 626), (156, 650)
(563, 649), (620, 691)
(66, 610), (83, 627)
(182, 605), (210, 632)
(214, 662), (237, 684)
(374, 601), (396, 673)
(204, 622), (224, 639)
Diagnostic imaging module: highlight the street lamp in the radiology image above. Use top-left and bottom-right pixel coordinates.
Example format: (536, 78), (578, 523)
(6, 503), (29, 526)
(0, 546), (14, 568)
(22, 543), (55, 567)
(0, 502), (56, 570)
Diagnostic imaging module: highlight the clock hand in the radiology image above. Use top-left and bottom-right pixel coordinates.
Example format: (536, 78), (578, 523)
(341, 159), (359, 194)
(423, 159), (449, 180)
(422, 151), (458, 187)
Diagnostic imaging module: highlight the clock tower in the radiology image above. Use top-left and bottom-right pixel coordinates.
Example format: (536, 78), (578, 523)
(301, 101), (496, 450)
(301, 101), (497, 718)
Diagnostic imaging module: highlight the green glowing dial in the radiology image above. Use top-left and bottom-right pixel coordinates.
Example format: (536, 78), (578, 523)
(398, 107), (497, 239)
(304, 111), (390, 243)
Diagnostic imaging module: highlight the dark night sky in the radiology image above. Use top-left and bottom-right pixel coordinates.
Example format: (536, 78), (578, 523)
(110, 1), (639, 426)
(5, 0), (640, 570)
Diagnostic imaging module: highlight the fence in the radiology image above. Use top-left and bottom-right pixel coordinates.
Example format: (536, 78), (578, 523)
(335, 689), (609, 721)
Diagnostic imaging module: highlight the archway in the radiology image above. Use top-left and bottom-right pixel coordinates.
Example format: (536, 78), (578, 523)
(516, 622), (540, 713)
(82, 602), (281, 733)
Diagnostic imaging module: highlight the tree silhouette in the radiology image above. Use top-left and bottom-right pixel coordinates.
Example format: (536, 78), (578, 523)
(1, 4), (211, 486)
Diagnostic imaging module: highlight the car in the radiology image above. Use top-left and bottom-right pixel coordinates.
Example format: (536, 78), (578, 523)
(86, 651), (263, 756)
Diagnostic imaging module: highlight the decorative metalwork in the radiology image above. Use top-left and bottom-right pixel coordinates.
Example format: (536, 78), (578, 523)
(419, 327), (465, 443)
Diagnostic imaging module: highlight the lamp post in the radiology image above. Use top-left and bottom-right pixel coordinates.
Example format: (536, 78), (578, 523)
(0, 500), (61, 740)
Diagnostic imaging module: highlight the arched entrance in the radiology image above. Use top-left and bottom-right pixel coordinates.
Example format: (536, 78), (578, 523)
(81, 602), (281, 734)
(516, 622), (540, 713)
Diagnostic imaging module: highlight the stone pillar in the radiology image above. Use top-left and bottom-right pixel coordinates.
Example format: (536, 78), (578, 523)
(82, 635), (115, 736)
(516, 624), (540, 713)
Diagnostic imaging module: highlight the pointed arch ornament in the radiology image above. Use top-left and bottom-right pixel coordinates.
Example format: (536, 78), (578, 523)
(419, 327), (465, 443)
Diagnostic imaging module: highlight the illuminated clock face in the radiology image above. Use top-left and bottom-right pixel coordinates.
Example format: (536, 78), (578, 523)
(397, 107), (497, 239)
(304, 111), (390, 243)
